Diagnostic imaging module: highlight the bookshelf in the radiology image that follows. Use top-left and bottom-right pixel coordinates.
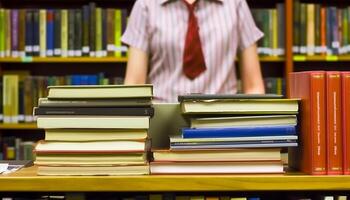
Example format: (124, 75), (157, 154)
(2, 166), (350, 192)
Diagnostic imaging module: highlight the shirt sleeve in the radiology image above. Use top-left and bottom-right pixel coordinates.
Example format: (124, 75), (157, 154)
(121, 0), (149, 53)
(237, 0), (264, 50)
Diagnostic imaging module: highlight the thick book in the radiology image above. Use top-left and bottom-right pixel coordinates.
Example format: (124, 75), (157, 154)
(326, 71), (343, 175)
(289, 71), (326, 175)
(47, 84), (153, 99)
(182, 125), (296, 138)
(150, 161), (284, 174)
(342, 72), (350, 175)
(190, 115), (297, 128)
(38, 97), (152, 107)
(153, 148), (281, 162)
(36, 116), (150, 129)
(34, 140), (149, 153)
(44, 129), (148, 141)
(37, 164), (150, 176)
(35, 153), (147, 166)
(181, 98), (298, 115)
(178, 94), (283, 102)
(33, 107), (154, 117)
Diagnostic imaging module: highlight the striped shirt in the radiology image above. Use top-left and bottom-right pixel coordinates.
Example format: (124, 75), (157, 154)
(122, 0), (263, 102)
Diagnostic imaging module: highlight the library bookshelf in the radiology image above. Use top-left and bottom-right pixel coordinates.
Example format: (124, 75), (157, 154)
(1, 166), (350, 192)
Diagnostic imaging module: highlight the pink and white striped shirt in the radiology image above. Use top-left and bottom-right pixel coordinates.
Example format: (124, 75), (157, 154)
(122, 0), (263, 102)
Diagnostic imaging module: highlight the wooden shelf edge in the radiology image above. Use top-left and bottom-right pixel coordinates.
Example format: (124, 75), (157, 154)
(0, 123), (39, 130)
(2, 166), (350, 192)
(0, 57), (128, 63)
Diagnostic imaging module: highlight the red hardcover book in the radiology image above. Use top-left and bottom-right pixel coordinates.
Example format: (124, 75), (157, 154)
(326, 71), (343, 175)
(342, 72), (350, 175)
(289, 71), (326, 175)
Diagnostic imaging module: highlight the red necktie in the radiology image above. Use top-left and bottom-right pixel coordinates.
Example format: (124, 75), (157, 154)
(182, 0), (207, 80)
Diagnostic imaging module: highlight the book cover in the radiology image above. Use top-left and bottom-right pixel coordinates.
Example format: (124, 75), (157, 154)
(33, 107), (154, 117)
(182, 125), (296, 138)
(47, 84), (153, 99)
(36, 116), (150, 129)
(289, 71), (326, 175)
(326, 71), (343, 175)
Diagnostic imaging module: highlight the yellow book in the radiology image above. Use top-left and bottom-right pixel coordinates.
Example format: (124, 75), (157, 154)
(272, 9), (278, 56)
(61, 9), (68, 57)
(0, 9), (5, 57)
(95, 8), (102, 57)
(3, 75), (19, 123)
(39, 9), (46, 57)
(230, 198), (247, 200)
(307, 4), (315, 56)
(114, 9), (122, 57)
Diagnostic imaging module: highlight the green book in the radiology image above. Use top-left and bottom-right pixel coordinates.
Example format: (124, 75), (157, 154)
(343, 8), (349, 54)
(61, 9), (68, 57)
(300, 3), (307, 54)
(95, 8), (102, 57)
(114, 9), (122, 57)
(0, 9), (5, 57)
(315, 4), (321, 54)
(74, 9), (82, 57)
(293, 0), (300, 53)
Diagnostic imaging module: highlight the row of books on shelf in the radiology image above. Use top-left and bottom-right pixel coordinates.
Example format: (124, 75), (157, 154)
(0, 72), (124, 123)
(293, 1), (350, 55)
(0, 136), (35, 161)
(289, 71), (350, 175)
(0, 193), (348, 200)
(252, 4), (285, 56)
(0, 3), (128, 58)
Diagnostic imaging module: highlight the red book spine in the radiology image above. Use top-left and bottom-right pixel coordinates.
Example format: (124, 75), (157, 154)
(342, 72), (350, 175)
(326, 71), (343, 175)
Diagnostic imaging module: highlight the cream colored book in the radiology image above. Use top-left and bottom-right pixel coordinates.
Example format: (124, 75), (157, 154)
(35, 153), (147, 166)
(47, 84), (153, 99)
(181, 99), (299, 114)
(35, 140), (148, 153)
(36, 116), (150, 129)
(37, 164), (150, 176)
(190, 115), (297, 128)
(153, 148), (281, 162)
(45, 129), (148, 141)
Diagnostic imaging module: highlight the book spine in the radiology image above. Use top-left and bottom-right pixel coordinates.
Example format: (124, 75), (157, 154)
(277, 3), (285, 56)
(0, 9), (5, 57)
(310, 73), (327, 174)
(61, 9), (68, 57)
(299, 4), (307, 54)
(306, 4), (315, 56)
(25, 10), (33, 57)
(320, 7), (327, 55)
(5, 10), (11, 57)
(11, 9), (19, 57)
(68, 9), (75, 57)
(272, 9), (278, 56)
(46, 10), (54, 57)
(121, 9), (128, 57)
(326, 72), (343, 175)
(114, 9), (122, 57)
(342, 8), (349, 54)
(331, 7), (339, 55)
(102, 8), (107, 57)
(74, 9), (82, 57)
(82, 5), (89, 56)
(95, 8), (102, 57)
(315, 4), (321, 54)
(182, 125), (296, 138)
(54, 10), (61, 56)
(293, 0), (300, 53)
(32, 10), (40, 57)
(106, 9), (115, 57)
(89, 2), (96, 57)
(342, 72), (350, 175)
(18, 9), (26, 57)
(39, 9), (46, 57)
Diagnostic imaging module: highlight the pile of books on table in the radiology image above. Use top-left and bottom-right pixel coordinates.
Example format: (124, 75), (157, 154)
(33, 84), (153, 175)
(151, 94), (299, 174)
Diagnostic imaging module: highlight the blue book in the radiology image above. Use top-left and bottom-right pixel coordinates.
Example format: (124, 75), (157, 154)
(248, 198), (260, 200)
(182, 125), (296, 138)
(46, 10), (54, 57)
(25, 10), (34, 56)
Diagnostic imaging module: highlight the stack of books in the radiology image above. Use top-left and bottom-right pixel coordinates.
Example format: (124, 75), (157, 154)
(33, 84), (153, 175)
(151, 94), (299, 174)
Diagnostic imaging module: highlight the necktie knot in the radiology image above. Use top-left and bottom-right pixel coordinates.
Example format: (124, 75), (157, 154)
(183, 0), (197, 13)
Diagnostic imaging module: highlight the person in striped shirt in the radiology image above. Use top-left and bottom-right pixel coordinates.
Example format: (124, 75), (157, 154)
(122, 0), (265, 102)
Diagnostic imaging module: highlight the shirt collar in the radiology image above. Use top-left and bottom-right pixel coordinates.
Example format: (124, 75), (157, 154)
(160, 0), (223, 5)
